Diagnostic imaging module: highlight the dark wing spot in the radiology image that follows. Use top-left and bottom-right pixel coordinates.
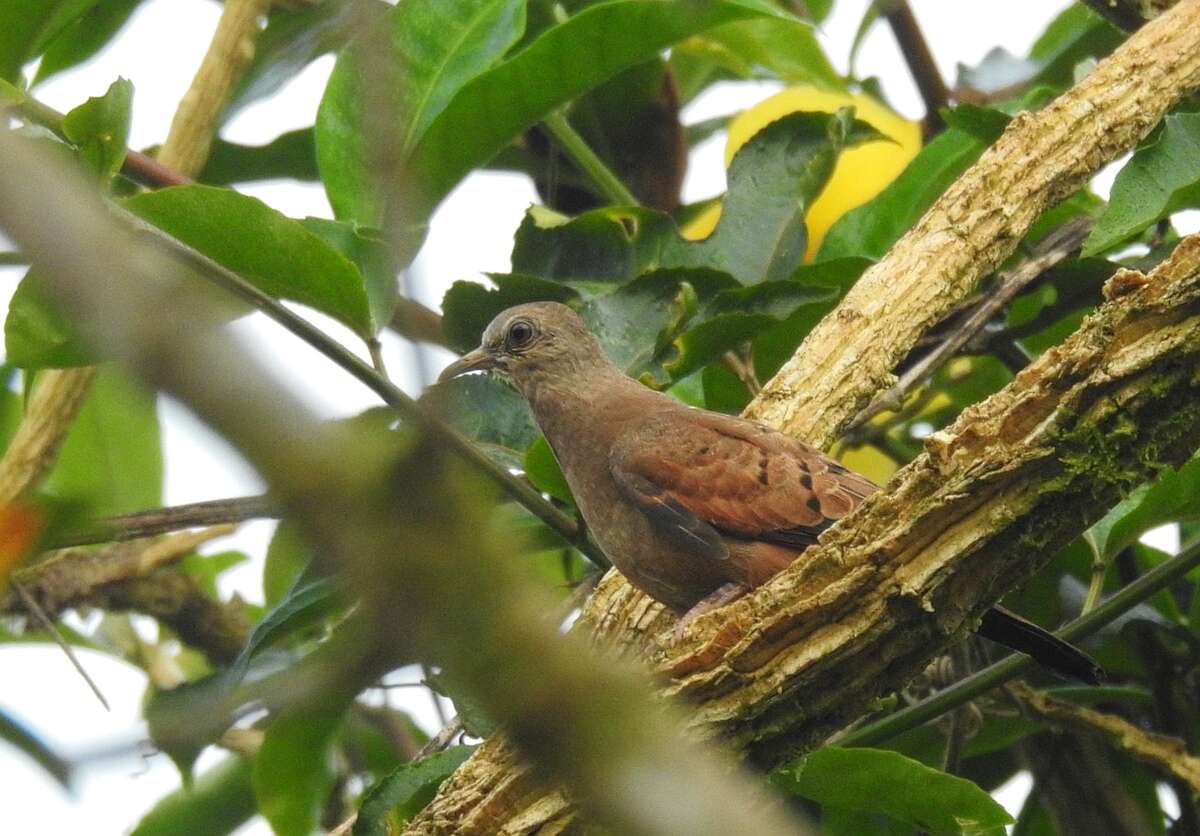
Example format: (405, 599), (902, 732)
(799, 472), (813, 489)
(806, 496), (822, 513)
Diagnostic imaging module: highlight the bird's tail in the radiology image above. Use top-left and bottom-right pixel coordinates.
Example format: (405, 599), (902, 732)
(978, 606), (1105, 684)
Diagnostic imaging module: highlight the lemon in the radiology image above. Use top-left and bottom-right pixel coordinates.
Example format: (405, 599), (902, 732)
(682, 86), (921, 260)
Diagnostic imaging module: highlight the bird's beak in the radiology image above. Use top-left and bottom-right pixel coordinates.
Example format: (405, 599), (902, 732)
(438, 348), (496, 383)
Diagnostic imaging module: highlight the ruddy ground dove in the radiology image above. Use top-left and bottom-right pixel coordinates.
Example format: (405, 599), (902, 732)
(441, 302), (1101, 682)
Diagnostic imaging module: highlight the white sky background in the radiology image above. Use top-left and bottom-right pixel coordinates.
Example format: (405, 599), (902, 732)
(2, 1), (1190, 833)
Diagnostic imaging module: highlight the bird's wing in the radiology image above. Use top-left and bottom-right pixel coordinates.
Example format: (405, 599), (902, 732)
(609, 410), (877, 551)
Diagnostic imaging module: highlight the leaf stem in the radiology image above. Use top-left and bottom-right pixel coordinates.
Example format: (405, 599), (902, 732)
(839, 538), (1200, 748)
(542, 111), (640, 207)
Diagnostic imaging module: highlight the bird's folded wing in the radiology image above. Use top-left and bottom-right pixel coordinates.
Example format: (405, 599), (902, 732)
(609, 411), (876, 551)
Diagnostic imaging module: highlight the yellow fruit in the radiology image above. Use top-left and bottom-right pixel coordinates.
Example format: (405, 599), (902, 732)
(681, 86), (922, 260)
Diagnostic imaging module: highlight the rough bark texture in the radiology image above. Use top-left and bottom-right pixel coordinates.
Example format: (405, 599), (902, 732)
(409, 227), (1200, 832)
(743, 0), (1200, 448)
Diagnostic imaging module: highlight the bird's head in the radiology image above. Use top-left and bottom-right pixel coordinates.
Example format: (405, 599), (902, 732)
(438, 301), (611, 395)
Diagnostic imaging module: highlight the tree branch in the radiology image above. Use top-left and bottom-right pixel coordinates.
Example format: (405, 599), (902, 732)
(744, 0), (1200, 448)
(882, 0), (950, 135)
(1008, 680), (1200, 794)
(2, 527), (248, 665)
(50, 495), (277, 548)
(847, 216), (1092, 431)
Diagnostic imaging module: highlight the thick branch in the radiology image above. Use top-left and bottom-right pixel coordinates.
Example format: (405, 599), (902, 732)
(50, 495), (277, 547)
(412, 233), (1200, 830)
(744, 0), (1200, 448)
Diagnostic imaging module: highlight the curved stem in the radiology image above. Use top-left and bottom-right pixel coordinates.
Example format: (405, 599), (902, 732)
(840, 538), (1200, 748)
(542, 111), (640, 207)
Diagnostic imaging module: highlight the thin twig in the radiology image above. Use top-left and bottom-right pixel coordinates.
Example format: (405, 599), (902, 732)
(882, 0), (950, 135)
(848, 217), (1092, 431)
(416, 716), (465, 759)
(367, 337), (389, 377)
(721, 350), (761, 395)
(390, 296), (448, 348)
(11, 580), (110, 711)
(840, 536), (1200, 748)
(51, 495), (276, 548)
(1008, 680), (1200, 794)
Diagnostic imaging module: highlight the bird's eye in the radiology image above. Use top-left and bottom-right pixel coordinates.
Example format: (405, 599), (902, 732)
(506, 319), (536, 349)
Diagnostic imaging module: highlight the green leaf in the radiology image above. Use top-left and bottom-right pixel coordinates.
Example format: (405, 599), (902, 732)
(1085, 453), (1200, 560)
(131, 756), (256, 836)
(32, 0), (145, 86)
(0, 0), (96, 82)
(667, 279), (839, 379)
(180, 550), (248, 599)
(328, 0), (784, 235)
(442, 273), (580, 353)
(422, 374), (538, 470)
(263, 521), (314, 608)
(353, 747), (475, 836)
(226, 0), (379, 119)
(671, 16), (841, 91)
(44, 367), (162, 515)
(198, 129), (317, 185)
(5, 267), (91, 368)
(817, 126), (990, 261)
(513, 111), (877, 284)
(1026, 4), (1122, 91)
(1084, 114), (1200, 256)
(125, 185), (374, 336)
(0, 706), (72, 788)
(61, 76), (132, 181)
(253, 707), (345, 836)
(317, 0), (527, 225)
(772, 747), (1013, 835)
(524, 437), (572, 505)
(300, 217), (400, 333)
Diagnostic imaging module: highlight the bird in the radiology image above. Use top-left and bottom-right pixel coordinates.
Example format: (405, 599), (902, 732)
(439, 301), (1102, 683)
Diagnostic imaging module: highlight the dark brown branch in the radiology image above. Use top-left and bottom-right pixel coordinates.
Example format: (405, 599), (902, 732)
(882, 0), (951, 135)
(51, 495), (278, 548)
(1079, 0), (1176, 31)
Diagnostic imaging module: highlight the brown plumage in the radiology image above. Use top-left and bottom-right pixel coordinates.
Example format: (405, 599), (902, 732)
(441, 302), (1102, 682)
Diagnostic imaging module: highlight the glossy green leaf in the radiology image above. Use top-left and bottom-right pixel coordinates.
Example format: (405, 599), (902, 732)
(514, 111), (876, 284)
(45, 367), (162, 515)
(199, 129), (317, 185)
(125, 185), (374, 336)
(524, 436), (573, 504)
(32, 0), (144, 86)
(817, 127), (990, 261)
(0, 706), (72, 788)
(422, 374), (537, 470)
(1084, 113), (1200, 256)
(1085, 453), (1200, 560)
(254, 707), (345, 836)
(1026, 4), (1122, 90)
(353, 746), (475, 836)
(61, 76), (132, 181)
(671, 16), (841, 91)
(317, 0), (527, 224)
(442, 273), (580, 353)
(0, 0), (96, 81)
(131, 756), (256, 836)
(772, 747), (1012, 835)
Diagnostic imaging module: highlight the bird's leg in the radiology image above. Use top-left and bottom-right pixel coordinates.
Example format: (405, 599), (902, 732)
(672, 582), (749, 644)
